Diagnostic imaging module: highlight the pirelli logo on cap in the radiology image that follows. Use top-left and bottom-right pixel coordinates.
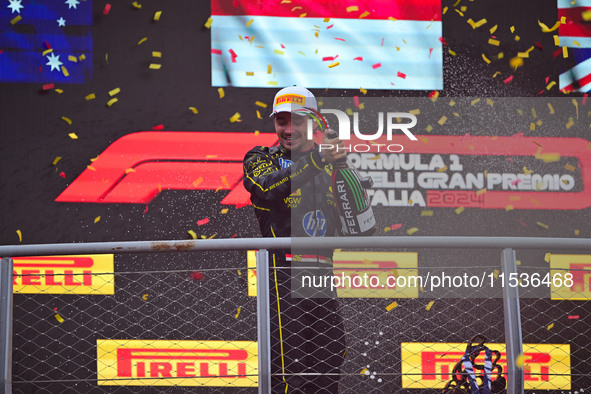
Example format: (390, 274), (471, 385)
(97, 340), (258, 387)
(274, 93), (305, 106)
(13, 254), (114, 295)
(401, 342), (571, 390)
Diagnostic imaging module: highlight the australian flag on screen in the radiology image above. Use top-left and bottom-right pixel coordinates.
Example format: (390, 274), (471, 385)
(0, 0), (92, 83)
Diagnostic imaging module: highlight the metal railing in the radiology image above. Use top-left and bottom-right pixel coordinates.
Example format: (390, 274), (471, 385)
(1, 236), (591, 394)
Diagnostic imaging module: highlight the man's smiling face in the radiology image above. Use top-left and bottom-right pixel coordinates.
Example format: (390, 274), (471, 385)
(273, 112), (314, 152)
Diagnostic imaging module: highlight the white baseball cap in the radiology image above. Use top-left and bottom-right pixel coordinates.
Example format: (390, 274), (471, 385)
(269, 86), (318, 117)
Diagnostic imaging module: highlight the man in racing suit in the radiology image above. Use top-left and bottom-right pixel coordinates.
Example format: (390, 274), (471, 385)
(243, 86), (347, 393)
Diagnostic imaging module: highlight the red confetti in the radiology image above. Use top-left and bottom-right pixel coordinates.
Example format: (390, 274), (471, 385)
(190, 271), (204, 280)
(552, 48), (562, 58)
(231, 233), (237, 238)
(507, 157), (513, 163)
(229, 49), (238, 63)
(518, 219), (528, 227)
(280, 44), (285, 49)
(59, 172), (66, 178)
(334, 37), (345, 41)
(397, 71), (406, 79)
(42, 83), (55, 91)
(583, 94), (588, 105)
(380, 38), (384, 46)
(322, 55), (338, 61)
(54, 307), (58, 312)
(372, 63), (381, 69)
(438, 37), (448, 46)
(545, 76), (549, 84)
(353, 96), (359, 107)
(211, 48), (222, 55)
(568, 315), (580, 319)
(103, 3), (111, 14)
(429, 48), (433, 58)
(197, 217), (210, 226)
(538, 89), (544, 95)
(0, 50), (3, 55)
(353, 56), (363, 61)
(535, 41), (544, 50)
(143, 205), (149, 214)
(391, 224), (403, 230)
(45, 41), (51, 49)
(429, 90), (438, 97)
(152, 124), (164, 130)
(503, 75), (513, 84)
(327, 24), (334, 29)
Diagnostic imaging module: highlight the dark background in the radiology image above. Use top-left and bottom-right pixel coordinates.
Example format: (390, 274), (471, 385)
(1, 0), (590, 393)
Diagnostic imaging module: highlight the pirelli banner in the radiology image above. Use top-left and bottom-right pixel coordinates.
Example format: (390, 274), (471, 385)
(13, 255), (114, 295)
(96, 340), (258, 387)
(401, 342), (571, 390)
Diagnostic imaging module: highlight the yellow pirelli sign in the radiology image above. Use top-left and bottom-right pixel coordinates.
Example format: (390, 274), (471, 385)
(247, 251), (419, 298)
(550, 254), (591, 300)
(13, 254), (114, 295)
(401, 342), (571, 390)
(97, 339), (258, 387)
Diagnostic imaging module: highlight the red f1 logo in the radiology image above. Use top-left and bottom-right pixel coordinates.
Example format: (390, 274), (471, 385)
(55, 132), (278, 206)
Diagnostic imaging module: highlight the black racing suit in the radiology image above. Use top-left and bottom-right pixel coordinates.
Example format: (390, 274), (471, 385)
(243, 143), (346, 393)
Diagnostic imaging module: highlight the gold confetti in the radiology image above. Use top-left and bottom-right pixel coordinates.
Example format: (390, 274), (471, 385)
(86, 165), (96, 171)
(85, 93), (96, 100)
(554, 35), (560, 46)
(149, 63), (161, 69)
(409, 109), (421, 115)
(488, 38), (500, 46)
(538, 19), (560, 32)
(544, 253), (551, 263)
(476, 188), (487, 196)
(222, 176), (230, 188)
(137, 37), (148, 45)
(547, 323), (555, 330)
(505, 205), (514, 211)
(515, 354), (525, 368)
(493, 269), (499, 279)
(482, 54), (491, 64)
(537, 221), (549, 229)
(492, 71), (501, 78)
(132, 1), (141, 8)
(61, 116), (72, 125)
(565, 163), (576, 171)
(425, 125), (433, 132)
(192, 177), (203, 187)
(79, 54), (86, 61)
(486, 99), (494, 107)
(125, 168), (136, 174)
(583, 10), (591, 21)
(563, 46), (568, 58)
(108, 87), (120, 96)
(10, 15), (21, 25)
(68, 55), (77, 62)
(407, 227), (419, 235)
(152, 51), (162, 58)
(546, 81), (556, 90)
(437, 165), (448, 172)
(255, 101), (267, 108)
(52, 157), (62, 166)
(188, 230), (197, 239)
(385, 301), (398, 311)
(448, 49), (456, 56)
(16, 229), (22, 242)
(425, 301), (435, 311)
(55, 314), (65, 323)
(360, 368), (369, 375)
(204, 17), (213, 29)
(153, 11), (162, 21)
(346, 5), (359, 12)
(221, 208), (229, 214)
(218, 88), (225, 98)
(61, 66), (69, 77)
(328, 62), (340, 68)
(235, 307), (242, 319)
(189, 107), (198, 114)
(471, 98), (481, 106)
(106, 98), (118, 107)
(256, 110), (262, 119)
(246, 71), (254, 76)
(489, 24), (498, 34)
(359, 11), (370, 18)
(68, 133), (78, 139)
(421, 210), (433, 216)
(575, 229), (580, 235)
(467, 18), (487, 29)
(274, 49), (284, 55)
(537, 153), (560, 162)
(229, 112), (242, 123)
(94, 216), (101, 223)
(360, 87), (367, 94)
(246, 18), (254, 27)
(437, 116), (447, 125)
(42, 48), (53, 56)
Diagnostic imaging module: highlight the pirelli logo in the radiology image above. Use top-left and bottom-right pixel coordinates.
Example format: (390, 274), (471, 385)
(13, 255), (114, 295)
(97, 340), (258, 387)
(401, 342), (571, 390)
(550, 254), (591, 300)
(274, 93), (305, 106)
